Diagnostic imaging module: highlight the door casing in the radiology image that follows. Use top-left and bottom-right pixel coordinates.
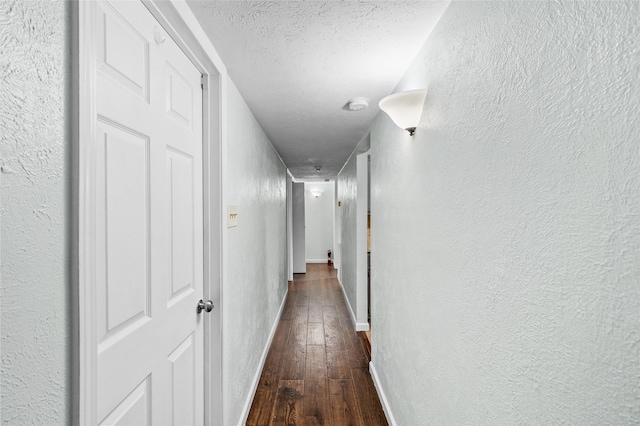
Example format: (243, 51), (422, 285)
(356, 150), (370, 331)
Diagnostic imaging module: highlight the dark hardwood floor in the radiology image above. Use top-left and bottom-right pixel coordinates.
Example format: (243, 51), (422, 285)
(247, 263), (388, 426)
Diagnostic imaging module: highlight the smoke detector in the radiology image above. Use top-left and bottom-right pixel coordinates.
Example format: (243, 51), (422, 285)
(347, 97), (369, 111)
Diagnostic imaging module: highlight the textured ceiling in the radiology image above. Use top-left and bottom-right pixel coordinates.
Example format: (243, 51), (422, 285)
(186, 1), (450, 180)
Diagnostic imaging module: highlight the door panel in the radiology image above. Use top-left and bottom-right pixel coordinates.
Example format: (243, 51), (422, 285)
(167, 149), (195, 300)
(99, 377), (151, 426)
(92, 1), (204, 424)
(98, 5), (149, 102)
(166, 63), (194, 127)
(96, 119), (151, 342)
(168, 333), (196, 425)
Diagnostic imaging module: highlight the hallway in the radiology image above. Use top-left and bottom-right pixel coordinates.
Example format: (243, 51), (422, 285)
(247, 264), (387, 425)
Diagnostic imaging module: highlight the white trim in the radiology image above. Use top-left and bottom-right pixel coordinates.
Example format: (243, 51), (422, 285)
(78, 2), (98, 422)
(355, 321), (370, 331)
(369, 361), (397, 426)
(148, 0), (227, 74)
(287, 172), (294, 281)
(237, 289), (289, 426)
(306, 259), (331, 264)
(338, 279), (369, 332)
(356, 151), (369, 329)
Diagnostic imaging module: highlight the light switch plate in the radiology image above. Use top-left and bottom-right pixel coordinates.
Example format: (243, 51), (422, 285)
(227, 205), (238, 228)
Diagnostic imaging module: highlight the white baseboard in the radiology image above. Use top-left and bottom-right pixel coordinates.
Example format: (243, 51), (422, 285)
(337, 279), (369, 331)
(306, 259), (330, 263)
(238, 288), (288, 426)
(334, 273), (366, 332)
(355, 321), (369, 331)
(369, 361), (397, 426)
(338, 279), (355, 325)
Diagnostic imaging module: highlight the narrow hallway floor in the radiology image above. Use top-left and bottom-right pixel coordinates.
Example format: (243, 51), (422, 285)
(247, 263), (387, 426)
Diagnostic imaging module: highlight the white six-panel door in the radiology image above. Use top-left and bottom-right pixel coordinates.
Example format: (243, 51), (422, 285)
(91, 1), (204, 423)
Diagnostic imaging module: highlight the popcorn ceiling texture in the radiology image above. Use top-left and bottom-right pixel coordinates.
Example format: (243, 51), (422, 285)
(370, 1), (639, 424)
(224, 81), (288, 425)
(0, 1), (71, 424)
(185, 0), (450, 180)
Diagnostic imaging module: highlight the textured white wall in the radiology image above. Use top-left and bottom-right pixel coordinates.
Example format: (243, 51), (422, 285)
(224, 82), (287, 425)
(304, 182), (334, 262)
(0, 1), (71, 423)
(370, 1), (640, 424)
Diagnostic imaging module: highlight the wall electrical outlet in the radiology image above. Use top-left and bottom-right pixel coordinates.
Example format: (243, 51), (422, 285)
(227, 205), (238, 228)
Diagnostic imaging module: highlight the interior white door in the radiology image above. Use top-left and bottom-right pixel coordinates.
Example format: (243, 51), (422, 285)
(92, 1), (204, 424)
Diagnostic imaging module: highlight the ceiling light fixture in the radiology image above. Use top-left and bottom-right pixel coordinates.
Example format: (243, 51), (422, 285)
(348, 97), (369, 111)
(378, 89), (427, 136)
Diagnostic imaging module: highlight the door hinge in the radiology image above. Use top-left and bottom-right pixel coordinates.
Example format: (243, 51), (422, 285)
(200, 74), (205, 90)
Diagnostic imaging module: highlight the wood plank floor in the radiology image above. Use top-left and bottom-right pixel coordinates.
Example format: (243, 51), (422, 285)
(247, 263), (388, 426)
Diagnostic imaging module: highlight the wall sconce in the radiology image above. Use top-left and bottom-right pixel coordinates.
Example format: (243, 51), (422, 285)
(310, 190), (323, 198)
(378, 89), (427, 136)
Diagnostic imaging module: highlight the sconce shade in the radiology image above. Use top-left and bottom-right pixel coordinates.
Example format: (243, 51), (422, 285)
(310, 190), (323, 198)
(378, 89), (427, 136)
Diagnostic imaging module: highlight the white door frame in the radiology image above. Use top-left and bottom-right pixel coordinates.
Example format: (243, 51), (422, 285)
(356, 150), (370, 331)
(77, 1), (225, 423)
(286, 171), (294, 282)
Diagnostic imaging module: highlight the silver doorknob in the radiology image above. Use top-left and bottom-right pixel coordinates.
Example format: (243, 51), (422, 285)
(197, 299), (214, 313)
